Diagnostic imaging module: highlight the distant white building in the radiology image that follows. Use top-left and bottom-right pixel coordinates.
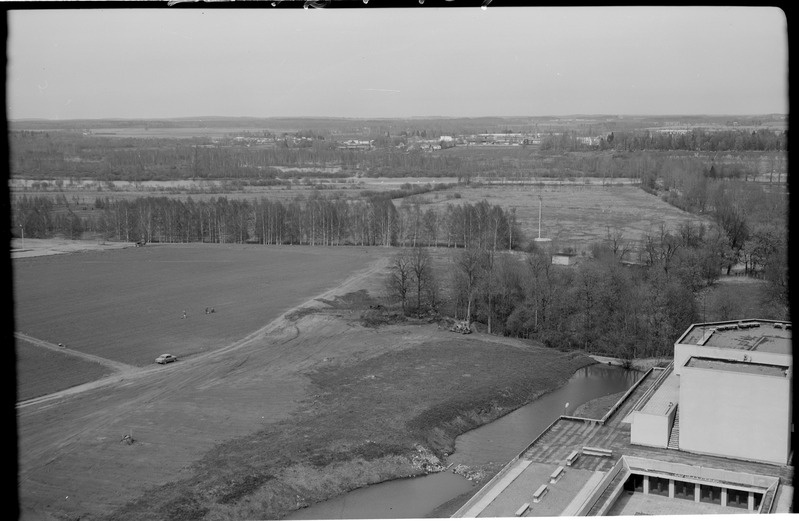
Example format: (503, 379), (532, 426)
(576, 136), (602, 146)
(439, 136), (455, 149)
(551, 252), (577, 266)
(337, 140), (373, 150)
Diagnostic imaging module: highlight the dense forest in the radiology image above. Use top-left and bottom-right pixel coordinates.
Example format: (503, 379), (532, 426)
(386, 213), (787, 360)
(13, 193), (521, 251)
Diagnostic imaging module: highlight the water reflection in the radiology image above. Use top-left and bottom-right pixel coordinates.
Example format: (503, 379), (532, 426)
(287, 471), (476, 520)
(450, 364), (640, 467)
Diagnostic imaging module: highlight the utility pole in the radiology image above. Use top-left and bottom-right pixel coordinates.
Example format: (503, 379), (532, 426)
(538, 195), (543, 239)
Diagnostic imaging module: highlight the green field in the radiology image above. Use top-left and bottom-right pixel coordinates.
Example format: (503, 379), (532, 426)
(13, 244), (386, 369)
(419, 184), (712, 253)
(16, 337), (111, 401)
(699, 278), (786, 322)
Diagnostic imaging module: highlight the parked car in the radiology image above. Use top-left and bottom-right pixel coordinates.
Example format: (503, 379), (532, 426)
(155, 354), (177, 364)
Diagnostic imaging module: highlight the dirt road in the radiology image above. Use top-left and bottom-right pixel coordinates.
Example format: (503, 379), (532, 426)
(17, 257), (389, 521)
(16, 332), (138, 375)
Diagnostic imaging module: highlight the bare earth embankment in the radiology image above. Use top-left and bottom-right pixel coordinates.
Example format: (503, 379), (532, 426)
(16, 243), (595, 521)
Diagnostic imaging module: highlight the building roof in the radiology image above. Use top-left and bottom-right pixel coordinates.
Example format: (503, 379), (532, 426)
(678, 320), (791, 352)
(638, 369), (679, 415)
(684, 356), (789, 377)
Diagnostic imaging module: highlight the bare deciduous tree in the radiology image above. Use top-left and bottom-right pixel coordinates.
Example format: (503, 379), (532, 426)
(386, 249), (413, 314)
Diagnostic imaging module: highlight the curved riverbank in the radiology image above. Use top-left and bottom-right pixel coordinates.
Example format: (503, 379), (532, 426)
(107, 316), (598, 520)
(288, 363), (641, 520)
(268, 344), (598, 521)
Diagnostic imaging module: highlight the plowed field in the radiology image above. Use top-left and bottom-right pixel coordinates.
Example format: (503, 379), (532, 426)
(14, 244), (386, 369)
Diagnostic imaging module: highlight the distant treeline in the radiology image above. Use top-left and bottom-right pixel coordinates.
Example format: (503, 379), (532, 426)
(541, 128), (786, 153)
(10, 128), (786, 184)
(9, 132), (467, 181)
(12, 193), (522, 251)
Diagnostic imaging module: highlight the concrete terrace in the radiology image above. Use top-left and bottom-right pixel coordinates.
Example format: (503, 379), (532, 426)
(606, 490), (752, 516)
(639, 370), (679, 415)
(453, 366), (793, 517)
(686, 357), (789, 377)
(681, 320), (791, 352)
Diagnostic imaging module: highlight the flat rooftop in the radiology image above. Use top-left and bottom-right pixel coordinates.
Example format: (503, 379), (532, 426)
(680, 321), (791, 352)
(472, 462), (599, 517)
(639, 369), (679, 415)
(686, 356), (789, 377)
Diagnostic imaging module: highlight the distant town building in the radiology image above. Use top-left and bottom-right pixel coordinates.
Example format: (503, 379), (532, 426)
(439, 136), (456, 149)
(337, 139), (373, 150)
(576, 136), (602, 147)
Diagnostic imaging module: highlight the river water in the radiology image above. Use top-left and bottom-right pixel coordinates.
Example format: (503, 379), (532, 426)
(287, 364), (639, 520)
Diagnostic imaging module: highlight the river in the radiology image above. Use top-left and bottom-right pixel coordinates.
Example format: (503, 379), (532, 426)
(287, 363), (639, 520)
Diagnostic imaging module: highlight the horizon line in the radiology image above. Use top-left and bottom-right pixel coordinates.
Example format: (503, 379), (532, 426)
(9, 113), (788, 123)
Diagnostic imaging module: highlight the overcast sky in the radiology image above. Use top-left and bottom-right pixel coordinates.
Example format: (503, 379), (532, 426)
(6, 6), (788, 120)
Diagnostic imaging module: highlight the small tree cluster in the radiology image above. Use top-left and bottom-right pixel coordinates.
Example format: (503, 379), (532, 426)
(385, 246), (439, 317)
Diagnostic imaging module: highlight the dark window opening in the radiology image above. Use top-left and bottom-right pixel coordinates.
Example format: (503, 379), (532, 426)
(753, 492), (763, 511)
(700, 485), (722, 505)
(673, 480), (695, 501)
(625, 474), (644, 493)
(726, 488), (748, 509)
(650, 476), (670, 497)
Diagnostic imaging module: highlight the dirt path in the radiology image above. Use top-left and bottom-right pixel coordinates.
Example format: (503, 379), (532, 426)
(11, 238), (135, 258)
(16, 332), (139, 374)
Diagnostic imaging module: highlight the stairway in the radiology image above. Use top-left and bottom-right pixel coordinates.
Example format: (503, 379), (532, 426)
(667, 407), (680, 449)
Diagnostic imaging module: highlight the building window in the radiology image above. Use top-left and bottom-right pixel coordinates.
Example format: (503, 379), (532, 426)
(700, 485), (722, 505)
(753, 492), (763, 511)
(650, 476), (670, 497)
(726, 488), (748, 509)
(673, 480), (695, 501)
(624, 474), (644, 493)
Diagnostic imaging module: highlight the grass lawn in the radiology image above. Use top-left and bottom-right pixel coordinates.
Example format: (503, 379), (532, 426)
(16, 338), (111, 401)
(699, 277), (788, 322)
(13, 244), (386, 367)
(571, 391), (626, 420)
(418, 184), (711, 253)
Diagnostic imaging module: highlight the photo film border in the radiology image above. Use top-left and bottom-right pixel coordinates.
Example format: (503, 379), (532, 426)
(163, 0), (496, 8)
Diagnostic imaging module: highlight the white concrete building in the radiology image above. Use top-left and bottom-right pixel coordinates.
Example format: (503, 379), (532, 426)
(454, 318), (793, 517)
(630, 319), (792, 464)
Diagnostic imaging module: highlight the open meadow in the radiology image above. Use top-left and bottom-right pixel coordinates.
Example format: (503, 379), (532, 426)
(16, 335), (111, 401)
(9, 176), (460, 207)
(13, 244), (388, 394)
(415, 184), (713, 253)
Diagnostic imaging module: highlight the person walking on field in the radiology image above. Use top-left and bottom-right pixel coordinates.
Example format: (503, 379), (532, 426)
(182, 310), (187, 319)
